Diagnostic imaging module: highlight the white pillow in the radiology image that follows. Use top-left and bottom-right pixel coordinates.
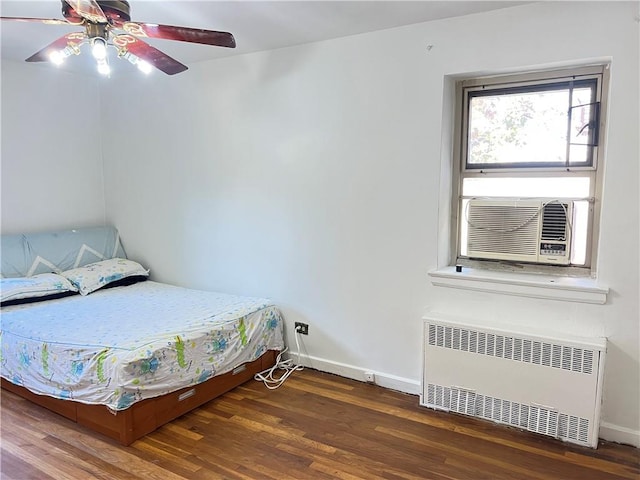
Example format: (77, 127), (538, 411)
(61, 258), (149, 295)
(1, 273), (78, 303)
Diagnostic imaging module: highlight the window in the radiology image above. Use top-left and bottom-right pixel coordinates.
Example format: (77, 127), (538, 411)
(452, 65), (609, 273)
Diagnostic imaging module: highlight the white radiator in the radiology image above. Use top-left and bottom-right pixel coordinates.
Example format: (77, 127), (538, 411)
(420, 316), (607, 448)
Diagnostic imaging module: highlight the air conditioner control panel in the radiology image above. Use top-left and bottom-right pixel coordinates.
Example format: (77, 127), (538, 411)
(540, 243), (568, 256)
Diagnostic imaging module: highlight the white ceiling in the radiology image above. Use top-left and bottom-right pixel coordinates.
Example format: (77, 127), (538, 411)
(0, 1), (527, 76)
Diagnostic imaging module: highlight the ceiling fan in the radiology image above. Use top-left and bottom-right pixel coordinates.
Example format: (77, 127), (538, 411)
(0, 0), (236, 75)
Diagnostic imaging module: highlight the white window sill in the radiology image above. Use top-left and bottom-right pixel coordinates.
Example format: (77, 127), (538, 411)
(428, 266), (609, 305)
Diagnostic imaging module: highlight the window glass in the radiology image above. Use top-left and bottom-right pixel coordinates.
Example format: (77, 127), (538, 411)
(466, 80), (597, 169)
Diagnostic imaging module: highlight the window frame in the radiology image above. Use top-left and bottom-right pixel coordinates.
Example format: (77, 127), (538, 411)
(450, 64), (610, 275)
(464, 78), (599, 170)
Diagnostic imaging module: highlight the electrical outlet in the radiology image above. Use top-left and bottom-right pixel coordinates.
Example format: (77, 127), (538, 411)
(364, 371), (375, 383)
(295, 322), (309, 335)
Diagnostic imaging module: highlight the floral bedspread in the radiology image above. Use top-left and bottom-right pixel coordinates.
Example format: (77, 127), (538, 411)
(1, 281), (284, 411)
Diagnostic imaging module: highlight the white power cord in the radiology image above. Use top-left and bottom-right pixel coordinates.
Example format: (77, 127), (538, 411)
(254, 326), (304, 389)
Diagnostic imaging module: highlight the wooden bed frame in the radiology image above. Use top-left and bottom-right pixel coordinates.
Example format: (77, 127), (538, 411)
(2, 349), (277, 446)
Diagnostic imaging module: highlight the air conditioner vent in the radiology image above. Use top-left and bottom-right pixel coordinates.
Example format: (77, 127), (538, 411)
(467, 203), (540, 257)
(541, 203), (569, 241)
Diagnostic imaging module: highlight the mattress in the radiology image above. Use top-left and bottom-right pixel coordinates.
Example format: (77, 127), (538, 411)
(1, 281), (284, 411)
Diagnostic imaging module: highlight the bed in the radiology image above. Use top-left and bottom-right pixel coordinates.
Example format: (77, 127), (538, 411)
(0, 226), (284, 445)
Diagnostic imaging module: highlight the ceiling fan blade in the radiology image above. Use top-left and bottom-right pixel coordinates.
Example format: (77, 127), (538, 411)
(114, 34), (187, 75)
(25, 32), (87, 62)
(63, 0), (107, 24)
(0, 17), (73, 26)
(118, 22), (236, 48)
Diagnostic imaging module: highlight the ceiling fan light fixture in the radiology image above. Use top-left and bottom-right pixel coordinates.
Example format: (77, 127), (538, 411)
(5, 0), (237, 76)
(91, 37), (108, 60)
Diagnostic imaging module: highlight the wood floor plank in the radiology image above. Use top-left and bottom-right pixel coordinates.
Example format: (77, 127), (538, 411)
(0, 449), (58, 480)
(18, 415), (191, 480)
(275, 442), (390, 480)
(2, 369), (638, 480)
(132, 439), (203, 474)
(43, 435), (140, 480)
(2, 434), (100, 480)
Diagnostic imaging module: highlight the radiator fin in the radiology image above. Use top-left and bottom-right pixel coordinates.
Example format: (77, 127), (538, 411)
(426, 383), (589, 444)
(529, 405), (559, 437)
(427, 324), (594, 375)
(450, 387), (476, 416)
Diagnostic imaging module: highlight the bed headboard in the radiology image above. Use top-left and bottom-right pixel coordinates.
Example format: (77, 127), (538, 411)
(1, 226), (127, 278)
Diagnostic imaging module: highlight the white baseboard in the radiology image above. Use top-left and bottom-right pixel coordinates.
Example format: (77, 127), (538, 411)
(294, 353), (421, 396)
(599, 422), (640, 448)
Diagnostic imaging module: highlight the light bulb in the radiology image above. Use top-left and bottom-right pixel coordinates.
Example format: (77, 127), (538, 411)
(91, 38), (108, 60)
(137, 60), (152, 74)
(49, 46), (74, 65)
(49, 50), (65, 65)
(120, 51), (152, 75)
(97, 60), (110, 76)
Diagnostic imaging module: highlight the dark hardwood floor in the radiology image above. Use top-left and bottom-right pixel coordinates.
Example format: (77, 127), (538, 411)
(1, 369), (638, 479)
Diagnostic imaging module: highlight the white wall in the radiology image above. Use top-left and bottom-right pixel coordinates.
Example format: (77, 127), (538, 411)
(1, 62), (106, 233)
(101, 1), (639, 446)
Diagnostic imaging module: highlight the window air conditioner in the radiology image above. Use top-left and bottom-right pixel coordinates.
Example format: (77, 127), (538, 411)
(466, 199), (573, 265)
